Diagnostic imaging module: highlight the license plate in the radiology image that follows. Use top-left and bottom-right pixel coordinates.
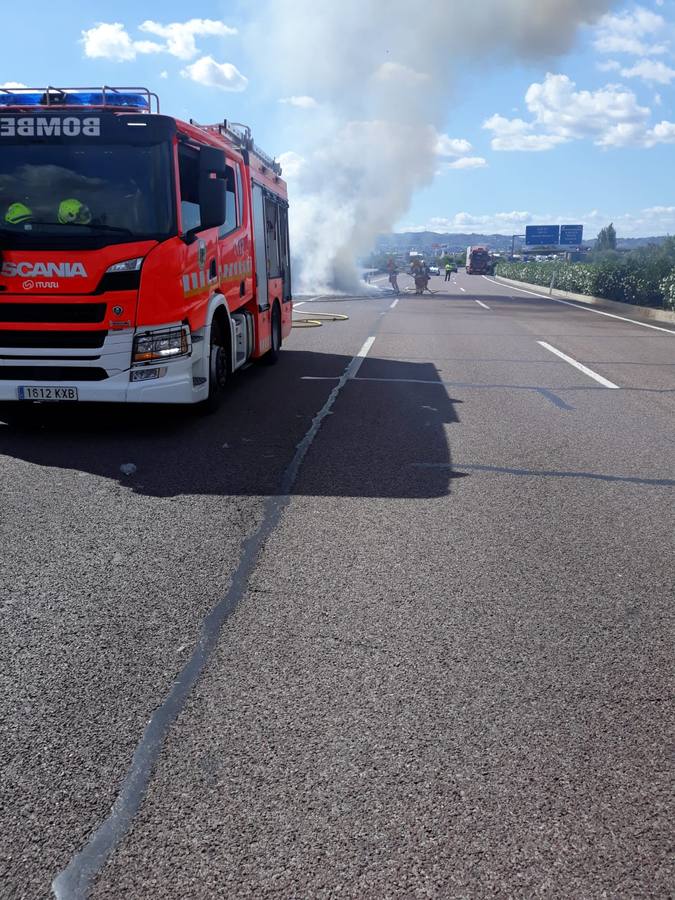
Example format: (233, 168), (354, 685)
(18, 385), (79, 401)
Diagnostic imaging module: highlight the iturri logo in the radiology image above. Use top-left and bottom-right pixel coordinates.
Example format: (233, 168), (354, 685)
(23, 280), (59, 290)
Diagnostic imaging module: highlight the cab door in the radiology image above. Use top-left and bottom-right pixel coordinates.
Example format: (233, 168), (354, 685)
(217, 163), (246, 310)
(176, 142), (221, 331)
(251, 181), (273, 355)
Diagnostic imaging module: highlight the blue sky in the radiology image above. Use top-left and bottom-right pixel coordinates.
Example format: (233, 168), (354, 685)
(2, 1), (673, 239)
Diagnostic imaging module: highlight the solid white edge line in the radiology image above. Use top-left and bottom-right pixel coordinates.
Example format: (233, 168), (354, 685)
(482, 275), (675, 335)
(390, 298), (399, 308)
(475, 299), (490, 310)
(538, 341), (620, 389)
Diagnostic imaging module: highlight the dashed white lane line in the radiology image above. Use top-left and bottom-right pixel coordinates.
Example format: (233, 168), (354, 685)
(475, 299), (490, 310)
(538, 341), (620, 389)
(460, 287), (466, 292)
(349, 336), (376, 379)
(390, 298), (399, 309)
(482, 276), (675, 335)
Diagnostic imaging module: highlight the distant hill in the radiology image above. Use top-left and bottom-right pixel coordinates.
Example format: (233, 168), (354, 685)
(375, 231), (670, 253)
(615, 236), (670, 249)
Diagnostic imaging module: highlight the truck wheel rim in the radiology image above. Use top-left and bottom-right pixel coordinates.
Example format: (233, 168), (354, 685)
(211, 344), (227, 389)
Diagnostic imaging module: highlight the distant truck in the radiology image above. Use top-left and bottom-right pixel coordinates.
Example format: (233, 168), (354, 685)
(466, 246), (491, 275)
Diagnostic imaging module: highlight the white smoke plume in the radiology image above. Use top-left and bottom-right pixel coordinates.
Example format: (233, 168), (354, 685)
(256, 0), (617, 292)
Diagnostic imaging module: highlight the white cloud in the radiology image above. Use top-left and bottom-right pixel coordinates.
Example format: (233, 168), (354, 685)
(484, 73), (675, 151)
(447, 156), (488, 169)
(594, 6), (668, 56)
(398, 206), (675, 238)
(596, 122), (648, 147)
(279, 95), (318, 109)
(483, 114), (567, 151)
(181, 56), (248, 92)
(525, 74), (649, 140)
(159, 70), (169, 80)
(139, 19), (237, 60)
(81, 23), (163, 61)
(646, 120), (675, 144)
(0, 82), (27, 89)
(435, 134), (473, 157)
(621, 59), (675, 85)
(596, 60), (620, 72)
(400, 210), (537, 233)
(277, 151), (305, 178)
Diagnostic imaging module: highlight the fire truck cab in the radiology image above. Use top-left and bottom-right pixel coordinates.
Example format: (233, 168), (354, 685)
(0, 86), (292, 408)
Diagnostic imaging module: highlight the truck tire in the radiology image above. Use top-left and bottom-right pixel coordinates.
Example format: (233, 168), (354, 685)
(263, 303), (281, 365)
(200, 318), (230, 414)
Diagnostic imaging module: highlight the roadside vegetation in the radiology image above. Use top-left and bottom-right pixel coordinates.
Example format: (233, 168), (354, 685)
(496, 230), (675, 311)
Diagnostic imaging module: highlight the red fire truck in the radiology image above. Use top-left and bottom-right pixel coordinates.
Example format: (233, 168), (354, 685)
(466, 246), (491, 275)
(0, 86), (292, 409)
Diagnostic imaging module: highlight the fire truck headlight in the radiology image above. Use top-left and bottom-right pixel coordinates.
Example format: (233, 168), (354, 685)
(106, 257), (144, 274)
(132, 326), (190, 363)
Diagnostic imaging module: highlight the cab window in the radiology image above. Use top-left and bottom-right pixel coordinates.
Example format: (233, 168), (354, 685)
(178, 144), (201, 233)
(219, 165), (239, 238)
(265, 198), (285, 278)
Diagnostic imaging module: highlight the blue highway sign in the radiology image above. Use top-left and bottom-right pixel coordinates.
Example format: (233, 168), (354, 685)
(560, 224), (584, 246)
(525, 225), (560, 246)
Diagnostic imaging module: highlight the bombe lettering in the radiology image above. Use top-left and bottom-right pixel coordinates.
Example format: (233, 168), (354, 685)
(1, 261), (88, 278)
(0, 117), (100, 138)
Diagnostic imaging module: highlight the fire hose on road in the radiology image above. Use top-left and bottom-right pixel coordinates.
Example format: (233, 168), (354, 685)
(292, 312), (350, 328)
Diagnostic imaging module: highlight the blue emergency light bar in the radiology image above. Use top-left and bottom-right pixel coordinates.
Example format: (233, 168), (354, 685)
(0, 86), (158, 112)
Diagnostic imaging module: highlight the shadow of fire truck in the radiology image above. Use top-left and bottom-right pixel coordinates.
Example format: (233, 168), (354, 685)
(0, 350), (462, 500)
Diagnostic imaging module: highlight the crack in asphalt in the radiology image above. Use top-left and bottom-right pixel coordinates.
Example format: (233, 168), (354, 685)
(51, 316), (388, 900)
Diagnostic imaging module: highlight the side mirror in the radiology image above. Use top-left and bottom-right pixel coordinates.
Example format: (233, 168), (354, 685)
(199, 177), (226, 231)
(200, 146), (227, 177)
(198, 146), (227, 231)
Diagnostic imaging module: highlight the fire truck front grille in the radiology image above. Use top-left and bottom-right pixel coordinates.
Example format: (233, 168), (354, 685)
(0, 303), (107, 323)
(0, 331), (107, 349)
(0, 366), (108, 381)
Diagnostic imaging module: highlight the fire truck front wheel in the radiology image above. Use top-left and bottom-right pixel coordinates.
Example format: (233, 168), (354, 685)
(202, 317), (230, 413)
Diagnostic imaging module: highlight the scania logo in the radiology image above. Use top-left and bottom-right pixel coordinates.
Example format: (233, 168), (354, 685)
(1, 261), (87, 278)
(0, 116), (101, 138)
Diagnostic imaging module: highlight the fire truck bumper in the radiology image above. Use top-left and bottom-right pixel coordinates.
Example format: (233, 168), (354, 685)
(0, 329), (210, 405)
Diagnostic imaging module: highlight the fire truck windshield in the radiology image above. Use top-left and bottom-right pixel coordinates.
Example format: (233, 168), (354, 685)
(0, 142), (175, 248)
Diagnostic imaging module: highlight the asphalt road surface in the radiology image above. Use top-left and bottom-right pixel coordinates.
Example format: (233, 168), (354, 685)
(1, 270), (673, 899)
